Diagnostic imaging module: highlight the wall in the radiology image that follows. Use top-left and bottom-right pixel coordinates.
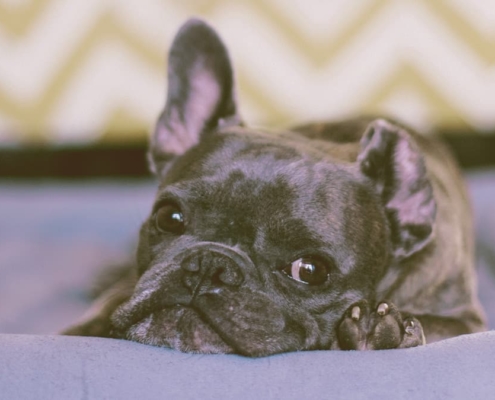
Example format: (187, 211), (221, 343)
(1, 0), (494, 145)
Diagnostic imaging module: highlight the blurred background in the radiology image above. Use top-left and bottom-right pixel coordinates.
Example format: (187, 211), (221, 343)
(1, 0), (495, 335)
(1, 0), (495, 145)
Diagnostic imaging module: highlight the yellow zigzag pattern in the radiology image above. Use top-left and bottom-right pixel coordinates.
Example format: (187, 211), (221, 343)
(0, 12), (164, 141)
(0, 0), (493, 143)
(428, 0), (495, 64)
(0, 0), (53, 37)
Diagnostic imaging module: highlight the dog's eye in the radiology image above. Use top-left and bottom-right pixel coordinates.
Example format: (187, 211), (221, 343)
(282, 257), (328, 285)
(155, 202), (185, 234)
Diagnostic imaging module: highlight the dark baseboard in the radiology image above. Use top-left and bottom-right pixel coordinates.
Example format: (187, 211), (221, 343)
(440, 134), (495, 170)
(1, 134), (494, 179)
(0, 144), (150, 179)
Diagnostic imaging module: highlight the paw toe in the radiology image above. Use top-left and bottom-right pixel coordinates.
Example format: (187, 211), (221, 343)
(399, 317), (425, 348)
(338, 301), (369, 350)
(377, 302), (389, 316)
(351, 305), (361, 320)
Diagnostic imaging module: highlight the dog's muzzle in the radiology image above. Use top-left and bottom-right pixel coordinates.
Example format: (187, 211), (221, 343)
(111, 242), (256, 331)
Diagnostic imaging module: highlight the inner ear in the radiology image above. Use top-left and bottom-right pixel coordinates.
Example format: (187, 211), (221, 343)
(149, 18), (241, 176)
(358, 119), (437, 260)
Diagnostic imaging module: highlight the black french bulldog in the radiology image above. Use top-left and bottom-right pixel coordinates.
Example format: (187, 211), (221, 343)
(64, 18), (486, 356)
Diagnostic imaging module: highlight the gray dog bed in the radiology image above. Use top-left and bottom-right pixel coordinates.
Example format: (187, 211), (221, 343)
(1, 332), (495, 400)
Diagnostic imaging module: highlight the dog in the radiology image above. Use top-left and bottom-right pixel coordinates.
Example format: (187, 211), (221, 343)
(63, 18), (486, 356)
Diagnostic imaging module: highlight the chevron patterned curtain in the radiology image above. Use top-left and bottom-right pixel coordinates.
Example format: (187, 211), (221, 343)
(0, 0), (494, 145)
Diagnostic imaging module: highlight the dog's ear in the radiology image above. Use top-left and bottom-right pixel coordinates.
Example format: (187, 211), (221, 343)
(358, 119), (437, 260)
(149, 18), (241, 175)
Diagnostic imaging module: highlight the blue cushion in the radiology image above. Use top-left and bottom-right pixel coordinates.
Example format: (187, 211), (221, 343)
(1, 332), (494, 400)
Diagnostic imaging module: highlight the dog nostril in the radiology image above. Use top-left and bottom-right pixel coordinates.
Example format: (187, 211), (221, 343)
(210, 266), (243, 286)
(210, 268), (224, 286)
(182, 255), (200, 272)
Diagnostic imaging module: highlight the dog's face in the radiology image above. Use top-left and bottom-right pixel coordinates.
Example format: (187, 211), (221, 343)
(110, 20), (436, 356)
(112, 130), (390, 355)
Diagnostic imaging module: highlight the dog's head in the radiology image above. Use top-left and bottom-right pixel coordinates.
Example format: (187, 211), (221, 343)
(110, 19), (436, 356)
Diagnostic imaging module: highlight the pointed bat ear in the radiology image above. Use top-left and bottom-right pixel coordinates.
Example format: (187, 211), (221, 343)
(358, 119), (437, 260)
(149, 18), (241, 176)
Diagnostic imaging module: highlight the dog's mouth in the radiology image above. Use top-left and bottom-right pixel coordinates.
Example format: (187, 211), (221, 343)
(110, 286), (310, 356)
(118, 304), (236, 354)
(109, 284), (236, 354)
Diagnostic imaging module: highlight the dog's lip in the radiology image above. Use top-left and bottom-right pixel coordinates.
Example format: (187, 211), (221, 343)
(112, 288), (226, 331)
(117, 303), (239, 354)
(111, 294), (193, 332)
(124, 303), (189, 327)
(113, 302), (234, 347)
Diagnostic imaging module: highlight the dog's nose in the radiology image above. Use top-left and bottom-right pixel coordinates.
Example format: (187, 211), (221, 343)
(179, 243), (249, 293)
(182, 252), (244, 288)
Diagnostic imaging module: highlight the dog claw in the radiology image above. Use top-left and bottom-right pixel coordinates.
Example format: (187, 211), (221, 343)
(404, 319), (415, 335)
(377, 303), (389, 316)
(351, 306), (360, 320)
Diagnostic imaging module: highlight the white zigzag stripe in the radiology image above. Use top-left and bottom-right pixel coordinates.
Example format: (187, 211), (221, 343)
(379, 89), (435, 134)
(450, 0), (495, 35)
(0, 0), (105, 100)
(114, 0), (186, 52)
(265, 0), (376, 41)
(48, 42), (163, 142)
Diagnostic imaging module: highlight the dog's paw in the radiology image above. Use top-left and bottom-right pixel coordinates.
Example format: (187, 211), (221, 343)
(337, 300), (425, 350)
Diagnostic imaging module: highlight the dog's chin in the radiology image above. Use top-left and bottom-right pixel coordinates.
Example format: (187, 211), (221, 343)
(119, 306), (236, 354)
(112, 289), (314, 356)
(120, 306), (235, 354)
